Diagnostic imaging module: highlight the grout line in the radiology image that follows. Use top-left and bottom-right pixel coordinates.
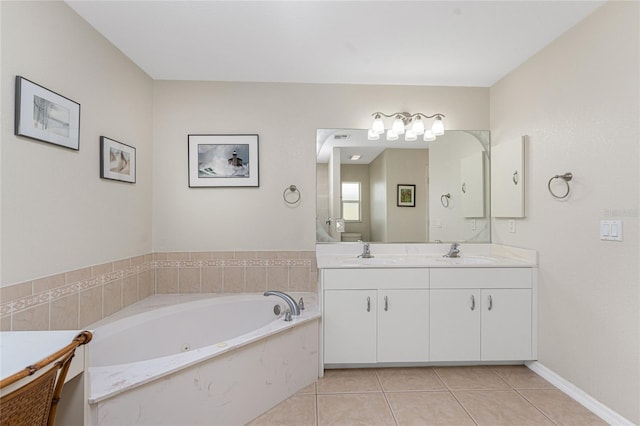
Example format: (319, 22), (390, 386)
(375, 369), (400, 426)
(446, 388), (480, 426)
(433, 368), (479, 426)
(514, 388), (560, 426)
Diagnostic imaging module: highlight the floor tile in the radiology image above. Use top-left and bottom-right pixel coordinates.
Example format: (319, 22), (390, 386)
(247, 394), (316, 426)
(376, 367), (446, 392)
(519, 389), (608, 426)
(453, 390), (555, 426)
(317, 393), (395, 426)
(317, 369), (382, 394)
(386, 391), (475, 426)
(434, 366), (510, 390)
(492, 365), (555, 389)
(297, 382), (317, 395)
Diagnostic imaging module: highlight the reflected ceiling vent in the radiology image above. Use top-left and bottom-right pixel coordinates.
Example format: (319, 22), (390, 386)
(333, 134), (350, 140)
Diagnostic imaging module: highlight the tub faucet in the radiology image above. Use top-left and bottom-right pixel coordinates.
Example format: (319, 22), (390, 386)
(443, 243), (461, 258)
(358, 242), (373, 258)
(264, 291), (300, 320)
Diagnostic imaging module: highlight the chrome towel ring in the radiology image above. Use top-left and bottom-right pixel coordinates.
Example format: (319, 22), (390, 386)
(441, 193), (451, 208)
(548, 172), (573, 199)
(283, 185), (301, 204)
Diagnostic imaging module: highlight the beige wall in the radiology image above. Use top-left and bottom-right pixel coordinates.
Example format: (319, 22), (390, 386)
(1, 1), (154, 286)
(369, 150), (388, 242)
(490, 2), (639, 422)
(385, 149), (428, 242)
(152, 81), (489, 251)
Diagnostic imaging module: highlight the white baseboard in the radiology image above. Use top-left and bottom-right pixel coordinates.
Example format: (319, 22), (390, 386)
(526, 361), (635, 426)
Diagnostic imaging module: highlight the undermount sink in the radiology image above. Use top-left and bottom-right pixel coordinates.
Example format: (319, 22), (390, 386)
(436, 256), (495, 265)
(340, 257), (399, 266)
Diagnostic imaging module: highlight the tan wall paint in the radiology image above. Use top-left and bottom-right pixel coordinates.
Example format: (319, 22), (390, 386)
(1, 2), (154, 286)
(152, 81), (489, 251)
(490, 2), (639, 422)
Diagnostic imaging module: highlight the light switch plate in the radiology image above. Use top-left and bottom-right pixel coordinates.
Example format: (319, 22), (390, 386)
(600, 220), (622, 241)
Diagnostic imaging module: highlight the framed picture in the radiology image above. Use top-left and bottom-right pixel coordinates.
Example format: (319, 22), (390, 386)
(188, 134), (259, 187)
(397, 184), (416, 207)
(14, 76), (80, 150)
(100, 136), (136, 183)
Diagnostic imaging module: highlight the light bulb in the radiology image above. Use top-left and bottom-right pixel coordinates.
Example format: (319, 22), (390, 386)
(386, 129), (398, 141)
(367, 129), (380, 140)
(423, 129), (436, 141)
(392, 116), (405, 135)
(411, 116), (425, 135)
(405, 129), (417, 141)
(371, 114), (385, 134)
(432, 116), (444, 136)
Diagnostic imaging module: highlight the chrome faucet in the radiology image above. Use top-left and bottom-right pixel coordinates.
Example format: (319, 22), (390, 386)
(264, 291), (300, 320)
(358, 242), (373, 258)
(443, 243), (461, 258)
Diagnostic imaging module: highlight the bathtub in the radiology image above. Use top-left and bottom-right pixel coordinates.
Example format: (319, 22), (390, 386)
(87, 293), (320, 426)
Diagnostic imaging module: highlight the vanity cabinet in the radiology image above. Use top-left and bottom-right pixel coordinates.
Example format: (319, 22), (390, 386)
(322, 269), (429, 365)
(323, 289), (377, 364)
(321, 266), (535, 366)
(430, 268), (533, 362)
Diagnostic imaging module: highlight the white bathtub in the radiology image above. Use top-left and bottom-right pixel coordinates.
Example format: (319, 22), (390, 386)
(87, 293), (320, 426)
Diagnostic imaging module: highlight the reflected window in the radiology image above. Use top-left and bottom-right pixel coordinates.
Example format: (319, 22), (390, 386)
(342, 182), (361, 222)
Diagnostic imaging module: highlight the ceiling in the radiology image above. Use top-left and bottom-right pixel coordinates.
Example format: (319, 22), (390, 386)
(66, 1), (605, 87)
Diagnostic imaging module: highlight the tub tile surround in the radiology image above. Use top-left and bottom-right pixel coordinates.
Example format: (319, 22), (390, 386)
(0, 251), (317, 331)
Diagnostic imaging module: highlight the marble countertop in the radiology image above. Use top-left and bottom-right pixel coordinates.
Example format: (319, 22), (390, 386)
(316, 243), (537, 269)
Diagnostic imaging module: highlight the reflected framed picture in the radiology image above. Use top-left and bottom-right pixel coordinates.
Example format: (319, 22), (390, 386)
(397, 184), (416, 207)
(188, 134), (259, 187)
(14, 76), (80, 150)
(100, 136), (136, 183)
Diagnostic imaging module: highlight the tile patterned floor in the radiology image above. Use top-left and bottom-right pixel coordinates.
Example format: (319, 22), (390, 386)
(247, 366), (607, 426)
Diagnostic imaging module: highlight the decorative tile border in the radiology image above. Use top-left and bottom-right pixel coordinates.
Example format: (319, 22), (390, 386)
(1, 262), (152, 317)
(0, 251), (318, 331)
(153, 258), (313, 269)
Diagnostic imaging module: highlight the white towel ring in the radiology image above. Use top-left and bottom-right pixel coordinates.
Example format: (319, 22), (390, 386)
(548, 172), (573, 199)
(283, 185), (301, 204)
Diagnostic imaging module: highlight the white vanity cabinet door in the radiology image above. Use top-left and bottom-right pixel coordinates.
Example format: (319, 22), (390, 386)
(430, 289), (481, 361)
(481, 289), (532, 361)
(323, 290), (377, 364)
(377, 289), (429, 362)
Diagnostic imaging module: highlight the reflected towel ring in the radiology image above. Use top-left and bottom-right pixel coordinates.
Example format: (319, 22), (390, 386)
(441, 193), (451, 208)
(283, 185), (301, 204)
(513, 171), (519, 185)
(548, 172), (573, 199)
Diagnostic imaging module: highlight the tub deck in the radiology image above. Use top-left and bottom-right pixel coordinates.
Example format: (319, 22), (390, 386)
(87, 293), (320, 404)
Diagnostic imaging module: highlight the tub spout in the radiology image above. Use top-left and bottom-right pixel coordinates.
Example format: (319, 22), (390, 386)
(264, 291), (301, 319)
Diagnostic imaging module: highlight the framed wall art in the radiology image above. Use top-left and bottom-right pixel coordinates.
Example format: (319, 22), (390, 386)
(15, 76), (81, 150)
(100, 136), (136, 183)
(188, 134), (259, 187)
(397, 184), (416, 207)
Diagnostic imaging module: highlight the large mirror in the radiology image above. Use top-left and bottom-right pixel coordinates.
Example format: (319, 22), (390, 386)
(316, 129), (490, 243)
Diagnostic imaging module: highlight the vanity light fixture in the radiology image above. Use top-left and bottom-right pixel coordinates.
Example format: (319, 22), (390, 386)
(368, 112), (446, 141)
